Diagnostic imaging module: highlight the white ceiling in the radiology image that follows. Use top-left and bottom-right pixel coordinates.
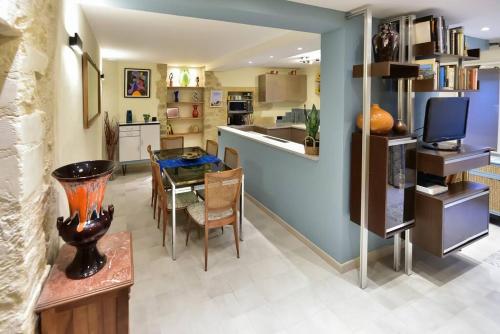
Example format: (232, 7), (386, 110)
(290, 0), (500, 41)
(80, 4), (320, 69)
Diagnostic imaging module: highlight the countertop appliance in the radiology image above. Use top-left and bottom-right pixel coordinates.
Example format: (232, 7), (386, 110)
(227, 91), (253, 125)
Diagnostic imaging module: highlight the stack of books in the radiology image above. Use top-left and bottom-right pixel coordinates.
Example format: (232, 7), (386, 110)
(415, 15), (466, 55)
(416, 59), (479, 90)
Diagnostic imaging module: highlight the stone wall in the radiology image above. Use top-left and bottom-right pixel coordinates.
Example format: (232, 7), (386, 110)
(0, 0), (59, 332)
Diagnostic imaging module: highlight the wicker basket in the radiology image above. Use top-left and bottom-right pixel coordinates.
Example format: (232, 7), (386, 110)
(304, 136), (319, 156)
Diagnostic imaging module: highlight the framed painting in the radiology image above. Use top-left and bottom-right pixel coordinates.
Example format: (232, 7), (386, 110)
(210, 90), (223, 108)
(124, 68), (150, 98)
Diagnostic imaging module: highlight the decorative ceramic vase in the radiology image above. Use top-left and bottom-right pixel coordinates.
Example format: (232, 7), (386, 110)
(180, 69), (190, 87)
(356, 104), (394, 135)
(52, 160), (115, 279)
(393, 119), (408, 135)
(174, 91), (179, 103)
(192, 105), (199, 118)
(372, 23), (400, 62)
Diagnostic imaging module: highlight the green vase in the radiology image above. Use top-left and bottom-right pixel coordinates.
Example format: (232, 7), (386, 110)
(180, 69), (190, 87)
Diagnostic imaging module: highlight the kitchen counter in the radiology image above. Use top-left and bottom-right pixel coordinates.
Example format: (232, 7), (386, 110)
(219, 126), (319, 161)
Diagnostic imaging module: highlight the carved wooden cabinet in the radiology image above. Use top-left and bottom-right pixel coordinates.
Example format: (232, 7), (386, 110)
(35, 232), (134, 334)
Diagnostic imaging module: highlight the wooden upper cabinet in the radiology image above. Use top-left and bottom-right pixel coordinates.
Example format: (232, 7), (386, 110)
(258, 74), (307, 103)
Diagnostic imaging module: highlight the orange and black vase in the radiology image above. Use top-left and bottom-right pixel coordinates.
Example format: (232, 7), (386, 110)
(52, 160), (115, 279)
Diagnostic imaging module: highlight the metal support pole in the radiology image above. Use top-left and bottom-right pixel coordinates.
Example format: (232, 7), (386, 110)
(171, 183), (176, 260)
(393, 232), (401, 271)
(347, 6), (372, 289)
(405, 229), (413, 274)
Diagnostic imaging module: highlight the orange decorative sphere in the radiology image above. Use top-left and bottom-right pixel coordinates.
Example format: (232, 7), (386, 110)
(356, 104), (394, 135)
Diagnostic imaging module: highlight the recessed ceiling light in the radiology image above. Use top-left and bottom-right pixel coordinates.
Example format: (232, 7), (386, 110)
(297, 47), (303, 50)
(269, 55), (274, 58)
(248, 61), (253, 64)
(481, 26), (490, 31)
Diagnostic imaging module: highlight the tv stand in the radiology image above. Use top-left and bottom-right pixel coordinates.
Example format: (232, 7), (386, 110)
(413, 144), (491, 257)
(421, 141), (461, 152)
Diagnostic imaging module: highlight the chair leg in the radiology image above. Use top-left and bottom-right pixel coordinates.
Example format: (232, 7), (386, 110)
(185, 217), (192, 246)
(233, 222), (240, 258)
(221, 227), (224, 234)
(157, 205), (161, 229)
(204, 226), (209, 271)
(151, 187), (154, 207)
(153, 189), (158, 219)
(162, 205), (168, 247)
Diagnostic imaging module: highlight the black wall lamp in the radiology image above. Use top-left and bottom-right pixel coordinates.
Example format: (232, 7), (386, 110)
(69, 33), (83, 55)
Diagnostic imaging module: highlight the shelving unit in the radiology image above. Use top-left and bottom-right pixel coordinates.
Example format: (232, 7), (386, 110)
(413, 41), (481, 92)
(166, 82), (205, 146)
(352, 61), (419, 78)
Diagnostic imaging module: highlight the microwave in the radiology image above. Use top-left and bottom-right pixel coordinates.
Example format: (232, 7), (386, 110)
(228, 100), (253, 114)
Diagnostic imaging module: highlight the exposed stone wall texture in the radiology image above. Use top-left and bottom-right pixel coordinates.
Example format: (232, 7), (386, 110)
(0, 0), (59, 332)
(157, 64), (169, 137)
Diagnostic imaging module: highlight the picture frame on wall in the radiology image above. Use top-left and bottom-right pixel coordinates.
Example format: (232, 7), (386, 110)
(124, 68), (150, 98)
(210, 90), (223, 107)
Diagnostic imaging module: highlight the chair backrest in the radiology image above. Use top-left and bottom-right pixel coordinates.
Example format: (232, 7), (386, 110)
(204, 168), (242, 223)
(224, 147), (240, 169)
(206, 140), (218, 157)
(152, 160), (167, 198)
(161, 136), (184, 150)
(147, 144), (153, 159)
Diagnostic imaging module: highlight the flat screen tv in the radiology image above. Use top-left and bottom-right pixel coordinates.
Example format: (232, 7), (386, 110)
(423, 97), (470, 151)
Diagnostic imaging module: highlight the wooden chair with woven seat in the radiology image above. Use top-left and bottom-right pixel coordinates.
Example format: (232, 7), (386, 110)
(161, 135), (184, 150)
(151, 160), (199, 246)
(197, 147), (240, 201)
(205, 139), (218, 156)
(185, 168), (243, 271)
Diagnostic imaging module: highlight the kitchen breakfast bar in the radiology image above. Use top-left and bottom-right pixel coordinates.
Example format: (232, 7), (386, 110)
(217, 125), (389, 269)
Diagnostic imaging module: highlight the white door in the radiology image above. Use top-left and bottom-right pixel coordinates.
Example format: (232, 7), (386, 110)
(140, 124), (160, 160)
(119, 135), (141, 162)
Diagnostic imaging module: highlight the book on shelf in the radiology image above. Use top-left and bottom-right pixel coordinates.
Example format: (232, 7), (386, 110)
(414, 15), (469, 56)
(414, 15), (433, 44)
(416, 63), (479, 91)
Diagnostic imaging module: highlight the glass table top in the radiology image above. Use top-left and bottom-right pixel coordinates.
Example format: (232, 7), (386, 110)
(154, 146), (231, 188)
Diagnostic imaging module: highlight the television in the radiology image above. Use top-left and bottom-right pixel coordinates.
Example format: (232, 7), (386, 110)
(423, 97), (470, 151)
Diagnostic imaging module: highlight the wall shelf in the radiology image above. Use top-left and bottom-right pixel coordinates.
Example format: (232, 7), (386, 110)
(168, 86), (205, 89)
(413, 78), (480, 93)
(167, 117), (202, 121)
(167, 102), (204, 105)
(414, 42), (480, 62)
(352, 61), (419, 79)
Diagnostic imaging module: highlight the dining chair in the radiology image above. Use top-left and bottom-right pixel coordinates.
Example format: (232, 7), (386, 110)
(147, 145), (159, 219)
(161, 135), (184, 150)
(197, 147), (240, 201)
(186, 168), (243, 271)
(206, 139), (218, 156)
(152, 160), (199, 246)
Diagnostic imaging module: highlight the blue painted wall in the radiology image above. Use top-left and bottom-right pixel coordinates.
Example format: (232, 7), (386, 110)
(109, 0), (390, 263)
(220, 16), (389, 264)
(465, 36), (490, 51)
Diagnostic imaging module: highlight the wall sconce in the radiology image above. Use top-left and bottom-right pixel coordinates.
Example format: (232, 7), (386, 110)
(69, 33), (83, 55)
(100, 74), (105, 79)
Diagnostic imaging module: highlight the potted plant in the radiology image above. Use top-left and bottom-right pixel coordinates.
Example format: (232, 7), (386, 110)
(304, 104), (320, 155)
(143, 114), (151, 122)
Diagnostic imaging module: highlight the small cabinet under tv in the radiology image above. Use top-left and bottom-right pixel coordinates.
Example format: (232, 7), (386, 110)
(413, 145), (491, 257)
(350, 133), (417, 239)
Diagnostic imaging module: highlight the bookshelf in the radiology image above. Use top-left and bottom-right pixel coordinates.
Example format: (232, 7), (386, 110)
(166, 84), (204, 146)
(352, 61), (419, 78)
(413, 36), (481, 93)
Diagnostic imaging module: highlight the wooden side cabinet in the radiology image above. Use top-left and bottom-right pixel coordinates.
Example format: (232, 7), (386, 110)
(35, 232), (134, 334)
(350, 133), (417, 238)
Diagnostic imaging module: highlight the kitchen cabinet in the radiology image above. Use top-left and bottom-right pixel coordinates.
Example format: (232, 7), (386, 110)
(258, 74), (306, 103)
(119, 122), (160, 174)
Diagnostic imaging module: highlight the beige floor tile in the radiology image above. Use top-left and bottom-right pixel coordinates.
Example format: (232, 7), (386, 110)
(106, 168), (500, 334)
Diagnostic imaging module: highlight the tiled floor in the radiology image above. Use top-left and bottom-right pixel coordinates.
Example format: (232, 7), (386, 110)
(106, 167), (500, 334)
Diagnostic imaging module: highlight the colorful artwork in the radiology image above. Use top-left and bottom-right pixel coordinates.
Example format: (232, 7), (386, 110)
(124, 68), (150, 98)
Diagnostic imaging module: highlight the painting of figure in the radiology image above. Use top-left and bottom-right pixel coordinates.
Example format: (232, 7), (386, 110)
(124, 68), (150, 98)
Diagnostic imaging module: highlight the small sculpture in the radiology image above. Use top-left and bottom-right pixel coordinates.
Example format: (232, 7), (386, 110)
(196, 76), (200, 87)
(168, 72), (174, 87)
(372, 23), (400, 62)
(174, 90), (179, 103)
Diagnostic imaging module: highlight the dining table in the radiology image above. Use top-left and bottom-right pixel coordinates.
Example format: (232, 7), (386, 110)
(154, 146), (245, 260)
